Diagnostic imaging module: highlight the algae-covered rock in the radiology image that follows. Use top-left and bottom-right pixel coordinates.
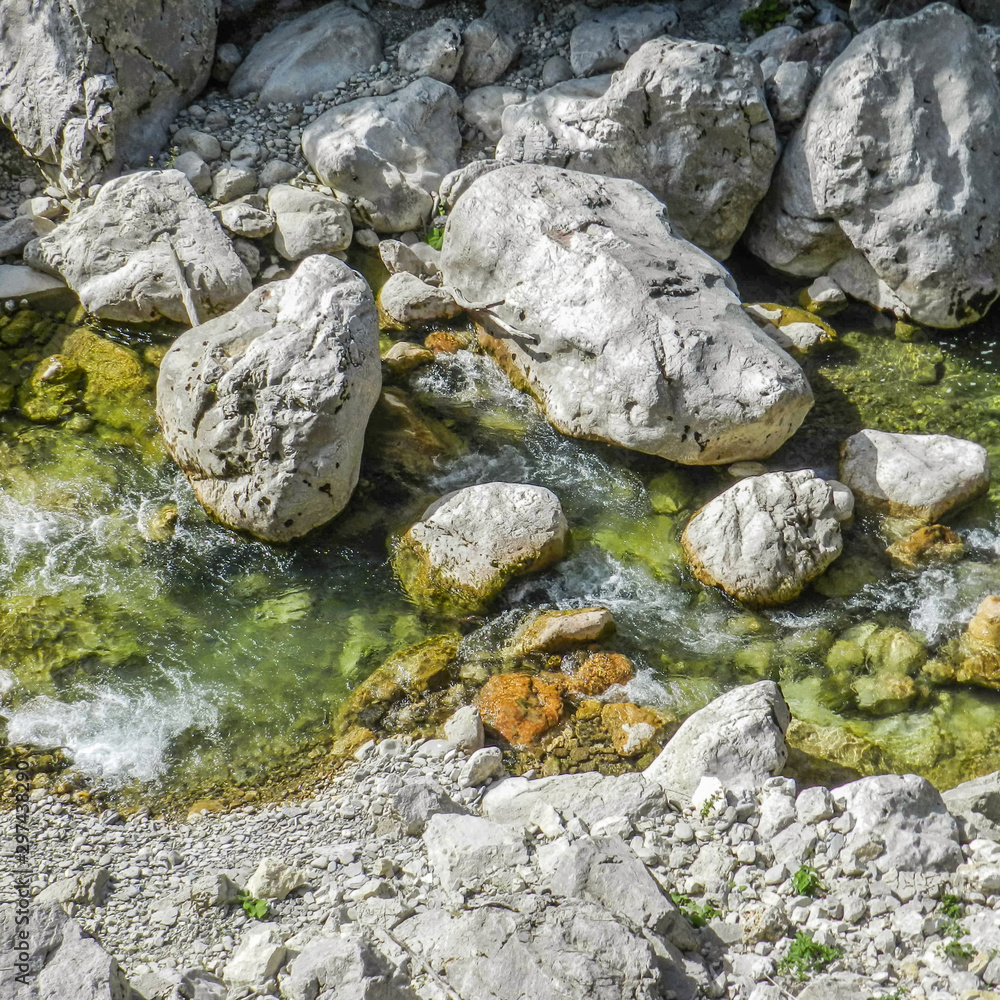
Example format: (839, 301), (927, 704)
(18, 355), (84, 423)
(392, 483), (568, 616)
(886, 524), (965, 571)
(784, 718), (889, 784)
(477, 673), (564, 746)
(601, 703), (661, 757)
(647, 468), (696, 515)
(956, 596), (1000, 690)
(852, 672), (918, 716)
(745, 302), (837, 358)
(564, 652), (634, 697)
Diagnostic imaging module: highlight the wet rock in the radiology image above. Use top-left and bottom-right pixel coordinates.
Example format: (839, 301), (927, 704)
(392, 482), (568, 615)
(441, 165), (812, 465)
(645, 681), (791, 797)
(746, 5), (1000, 328)
(509, 607), (616, 656)
(565, 651), (634, 697)
(601, 703), (660, 756)
(302, 78), (461, 233)
(378, 272), (462, 327)
(498, 38), (776, 261)
(839, 429), (990, 523)
(27, 170), (251, 325)
(799, 275), (848, 316)
(267, 185), (352, 261)
(18, 354), (84, 423)
(228, 3), (382, 105)
(682, 471), (850, 606)
(477, 673), (564, 746)
(570, 4), (679, 77)
(397, 18), (464, 83)
(0, 0), (217, 195)
(244, 857), (308, 901)
(364, 387), (463, 480)
(457, 18), (519, 88)
(157, 255), (380, 542)
(886, 524), (965, 570)
(745, 302), (837, 357)
(956, 595), (1000, 690)
(381, 340), (435, 375)
(423, 329), (471, 354)
(0, 265), (69, 306)
(460, 85), (527, 143)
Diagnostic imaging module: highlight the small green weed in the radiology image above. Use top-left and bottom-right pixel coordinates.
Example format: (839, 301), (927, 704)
(740, 0), (789, 36)
(941, 939), (975, 961)
(940, 893), (962, 920)
(425, 226), (445, 251)
(670, 892), (720, 929)
(777, 931), (842, 980)
(237, 890), (268, 920)
(791, 865), (825, 897)
(699, 791), (721, 820)
(936, 894), (973, 963)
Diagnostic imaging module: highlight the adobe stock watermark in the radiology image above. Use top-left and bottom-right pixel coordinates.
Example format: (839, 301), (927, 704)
(9, 757), (34, 990)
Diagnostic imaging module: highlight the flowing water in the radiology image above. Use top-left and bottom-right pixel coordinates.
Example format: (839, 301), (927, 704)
(3, 254), (1000, 805)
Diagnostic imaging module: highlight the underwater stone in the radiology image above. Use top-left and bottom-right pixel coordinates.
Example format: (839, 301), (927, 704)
(886, 524), (965, 570)
(477, 673), (564, 747)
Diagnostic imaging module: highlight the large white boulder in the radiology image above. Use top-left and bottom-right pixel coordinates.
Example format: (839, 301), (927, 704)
(645, 681), (792, 798)
(26, 169), (251, 325)
(440, 164), (813, 465)
(156, 256), (380, 543)
(681, 471), (852, 606)
(392, 481), (568, 615)
(838, 429), (990, 522)
(228, 2), (383, 104)
(746, 5), (1000, 328)
(0, 0), (217, 195)
(302, 77), (461, 233)
(496, 38), (778, 260)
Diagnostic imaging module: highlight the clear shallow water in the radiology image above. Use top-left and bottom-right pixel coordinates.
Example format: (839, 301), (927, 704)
(3, 289), (1000, 801)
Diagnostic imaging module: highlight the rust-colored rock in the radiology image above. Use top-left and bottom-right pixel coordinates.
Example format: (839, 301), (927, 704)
(565, 651), (634, 696)
(886, 524), (964, 571)
(477, 673), (563, 746)
(424, 330), (471, 355)
(601, 703), (662, 756)
(957, 595), (1000, 690)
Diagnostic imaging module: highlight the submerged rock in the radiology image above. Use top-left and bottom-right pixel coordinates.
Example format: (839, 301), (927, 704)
(746, 5), (1000, 327)
(157, 255), (380, 542)
(956, 595), (1000, 690)
(886, 524), (965, 570)
(681, 471), (852, 606)
(441, 164), (813, 466)
(477, 673), (564, 746)
(508, 607), (616, 656)
(497, 38), (777, 260)
(839, 429), (990, 523)
(392, 482), (568, 615)
(28, 170), (252, 325)
(564, 652), (635, 697)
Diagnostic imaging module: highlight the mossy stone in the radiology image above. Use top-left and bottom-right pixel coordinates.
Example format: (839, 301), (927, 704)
(18, 354), (84, 422)
(648, 467), (695, 514)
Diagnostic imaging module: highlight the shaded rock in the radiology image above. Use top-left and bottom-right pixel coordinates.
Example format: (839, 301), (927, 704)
(541, 55), (573, 88)
(364, 387), (463, 480)
(768, 60), (813, 123)
(212, 42), (244, 84)
(441, 164), (812, 465)
(398, 19), (464, 83)
(461, 85), (527, 143)
(228, 2), (383, 104)
(497, 38), (777, 260)
(302, 78), (461, 233)
(509, 607), (615, 655)
(799, 275), (847, 316)
(886, 524), (965, 570)
(569, 3), (680, 77)
(457, 18), (519, 88)
(645, 681), (791, 798)
(0, 265), (71, 307)
(27, 170), (251, 325)
(682, 471), (850, 606)
(378, 272), (462, 327)
(392, 482), (568, 615)
(850, 0), (957, 30)
(173, 151), (212, 196)
(745, 302), (837, 357)
(157, 255), (380, 542)
(833, 773), (963, 871)
(173, 128), (221, 163)
(0, 215), (37, 258)
(267, 185), (352, 260)
(746, 5), (1000, 328)
(477, 673), (563, 746)
(839, 429), (990, 523)
(0, 0), (217, 195)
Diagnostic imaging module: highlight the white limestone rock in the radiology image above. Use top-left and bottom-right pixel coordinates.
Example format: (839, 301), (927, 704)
(422, 813), (528, 893)
(244, 857), (308, 901)
(943, 769), (1000, 842)
(302, 77), (461, 233)
(645, 681), (791, 798)
(839, 429), (990, 523)
(228, 2), (383, 105)
(440, 165), (812, 465)
(223, 925), (287, 989)
(746, 5), (1000, 328)
(378, 271), (461, 326)
(497, 38), (778, 260)
(267, 184), (353, 260)
(681, 471), (850, 606)
(443, 705), (484, 753)
(457, 18), (519, 88)
(156, 256), (380, 542)
(397, 18), (464, 84)
(461, 85), (527, 143)
(26, 169), (251, 325)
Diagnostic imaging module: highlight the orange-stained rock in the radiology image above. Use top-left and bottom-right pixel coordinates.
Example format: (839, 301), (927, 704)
(957, 595), (1000, 689)
(601, 703), (662, 756)
(886, 524), (965, 571)
(477, 673), (563, 746)
(565, 651), (634, 696)
(424, 330), (470, 355)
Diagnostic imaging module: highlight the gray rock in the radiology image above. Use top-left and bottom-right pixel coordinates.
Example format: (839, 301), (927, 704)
(211, 164), (258, 203)
(27, 169), (251, 324)
(378, 271), (461, 326)
(541, 55), (573, 88)
(569, 3), (680, 77)
(279, 932), (404, 1000)
(943, 769), (1000, 841)
(173, 151), (212, 196)
(769, 60), (813, 123)
(259, 158), (298, 187)
(485, 0), (537, 35)
(228, 2), (383, 104)
(385, 774), (467, 835)
(0, 264), (70, 307)
(850, 0), (958, 30)
(833, 773), (963, 871)
(746, 5), (1000, 328)
(0, 0), (217, 194)
(797, 974), (882, 1000)
(461, 85), (527, 143)
(645, 681), (791, 798)
(839, 429), (990, 523)
(302, 77), (461, 233)
(459, 746), (504, 787)
(217, 199), (274, 239)
(444, 706), (485, 753)
(681, 471), (850, 606)
(440, 164), (812, 465)
(457, 19), (519, 88)
(423, 813), (528, 893)
(36, 868), (110, 907)
(745, 25), (803, 62)
(212, 42), (244, 84)
(497, 38), (778, 260)
(0, 215), (37, 258)
(379, 239), (438, 282)
(173, 128), (222, 163)
(398, 19), (464, 83)
(267, 185), (353, 260)
(156, 255), (380, 542)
